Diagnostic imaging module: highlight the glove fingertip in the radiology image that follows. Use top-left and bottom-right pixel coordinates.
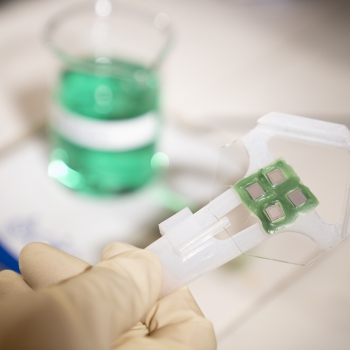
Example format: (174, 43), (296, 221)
(19, 242), (91, 289)
(19, 242), (48, 272)
(101, 242), (138, 260)
(0, 270), (32, 296)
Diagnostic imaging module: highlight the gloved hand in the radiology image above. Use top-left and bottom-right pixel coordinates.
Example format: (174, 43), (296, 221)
(0, 242), (216, 350)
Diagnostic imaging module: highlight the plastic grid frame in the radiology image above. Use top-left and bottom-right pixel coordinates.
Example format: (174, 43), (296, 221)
(147, 114), (350, 296)
(233, 159), (319, 234)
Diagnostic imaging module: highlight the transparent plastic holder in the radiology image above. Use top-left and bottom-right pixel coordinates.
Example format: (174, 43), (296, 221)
(147, 113), (350, 297)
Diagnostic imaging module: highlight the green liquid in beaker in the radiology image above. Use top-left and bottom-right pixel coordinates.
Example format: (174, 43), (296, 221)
(49, 59), (160, 195)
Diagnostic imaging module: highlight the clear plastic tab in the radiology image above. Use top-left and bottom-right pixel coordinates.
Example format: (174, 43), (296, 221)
(150, 203), (244, 296)
(210, 114), (350, 266)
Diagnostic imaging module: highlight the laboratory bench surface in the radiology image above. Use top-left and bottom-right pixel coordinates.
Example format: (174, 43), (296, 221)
(0, 0), (350, 349)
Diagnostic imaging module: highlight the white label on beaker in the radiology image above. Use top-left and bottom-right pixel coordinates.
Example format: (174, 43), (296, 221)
(50, 103), (160, 151)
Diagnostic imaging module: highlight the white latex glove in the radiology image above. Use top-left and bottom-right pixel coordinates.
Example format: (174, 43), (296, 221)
(0, 242), (216, 350)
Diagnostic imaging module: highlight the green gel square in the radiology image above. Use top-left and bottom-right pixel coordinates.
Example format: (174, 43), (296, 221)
(233, 159), (319, 234)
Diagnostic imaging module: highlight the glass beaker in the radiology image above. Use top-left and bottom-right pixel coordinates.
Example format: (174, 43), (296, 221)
(44, 0), (172, 195)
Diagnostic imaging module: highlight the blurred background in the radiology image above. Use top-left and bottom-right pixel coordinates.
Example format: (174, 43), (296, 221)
(0, 0), (350, 349)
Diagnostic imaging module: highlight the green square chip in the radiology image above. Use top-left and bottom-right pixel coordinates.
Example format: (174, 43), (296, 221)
(233, 159), (319, 234)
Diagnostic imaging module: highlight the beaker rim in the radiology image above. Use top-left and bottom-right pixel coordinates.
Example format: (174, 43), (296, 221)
(43, 0), (173, 75)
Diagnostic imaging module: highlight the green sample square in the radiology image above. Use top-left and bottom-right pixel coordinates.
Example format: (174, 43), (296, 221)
(233, 159), (319, 234)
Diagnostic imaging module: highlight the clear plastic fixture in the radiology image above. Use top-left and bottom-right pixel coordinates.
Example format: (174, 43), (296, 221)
(147, 113), (350, 296)
(209, 114), (350, 266)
